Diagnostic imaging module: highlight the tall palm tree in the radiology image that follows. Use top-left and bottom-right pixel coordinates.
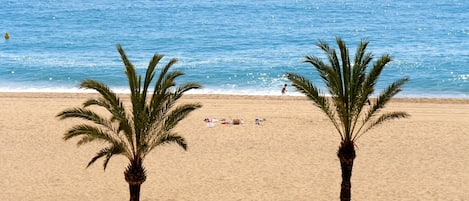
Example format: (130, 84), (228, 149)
(286, 38), (409, 201)
(57, 44), (202, 201)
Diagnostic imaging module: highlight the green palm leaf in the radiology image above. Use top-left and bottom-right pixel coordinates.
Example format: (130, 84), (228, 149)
(148, 132), (188, 153)
(58, 44), (202, 178)
(286, 72), (343, 139)
(287, 37), (409, 143)
(285, 37), (409, 201)
(87, 144), (126, 169)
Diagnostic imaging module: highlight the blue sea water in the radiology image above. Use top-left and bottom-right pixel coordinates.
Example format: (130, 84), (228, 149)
(1, 0), (469, 97)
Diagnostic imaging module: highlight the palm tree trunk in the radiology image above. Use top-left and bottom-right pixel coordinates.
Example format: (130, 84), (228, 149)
(125, 160), (147, 201)
(337, 141), (356, 201)
(129, 183), (141, 201)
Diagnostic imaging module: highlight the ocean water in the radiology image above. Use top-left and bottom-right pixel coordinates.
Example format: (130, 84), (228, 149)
(1, 0), (469, 97)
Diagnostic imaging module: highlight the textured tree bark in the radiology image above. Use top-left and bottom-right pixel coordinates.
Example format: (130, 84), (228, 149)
(125, 161), (146, 201)
(337, 141), (356, 201)
(129, 183), (141, 201)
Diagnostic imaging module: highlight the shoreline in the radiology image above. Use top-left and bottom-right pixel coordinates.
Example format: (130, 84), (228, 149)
(2, 91), (469, 104)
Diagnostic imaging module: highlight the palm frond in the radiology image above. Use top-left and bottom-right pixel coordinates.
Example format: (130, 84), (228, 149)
(162, 103), (202, 132)
(87, 147), (109, 168)
(364, 77), (409, 123)
(154, 58), (178, 94)
(174, 82), (203, 99)
(63, 124), (132, 160)
(323, 41), (344, 100)
(57, 108), (113, 129)
(147, 132), (187, 155)
(371, 111), (410, 128)
(348, 41), (372, 136)
(63, 124), (119, 146)
(350, 40), (370, 105)
(57, 107), (134, 153)
(142, 54), (163, 99)
(148, 70), (186, 123)
(353, 40), (370, 69)
(80, 81), (133, 130)
(58, 44), (202, 176)
(305, 56), (343, 100)
(117, 44), (139, 98)
(80, 80), (120, 107)
(354, 111), (410, 141)
(362, 54), (392, 96)
(286, 72), (343, 139)
(145, 84), (203, 128)
(147, 70), (187, 116)
(142, 102), (201, 149)
(148, 92), (173, 125)
(336, 38), (351, 95)
(317, 40), (342, 83)
(287, 38), (409, 143)
(102, 144), (126, 170)
(353, 67), (409, 140)
(82, 97), (109, 108)
(161, 71), (185, 91)
(87, 144), (126, 170)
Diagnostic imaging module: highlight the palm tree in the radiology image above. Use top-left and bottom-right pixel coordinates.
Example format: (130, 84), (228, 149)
(57, 44), (202, 201)
(285, 38), (409, 201)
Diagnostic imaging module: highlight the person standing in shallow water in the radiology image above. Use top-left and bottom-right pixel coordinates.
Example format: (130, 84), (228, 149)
(281, 84), (287, 95)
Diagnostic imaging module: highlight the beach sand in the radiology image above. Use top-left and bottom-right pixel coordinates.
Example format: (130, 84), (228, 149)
(1, 92), (468, 201)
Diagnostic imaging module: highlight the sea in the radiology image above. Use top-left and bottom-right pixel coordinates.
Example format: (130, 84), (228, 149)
(1, 0), (469, 98)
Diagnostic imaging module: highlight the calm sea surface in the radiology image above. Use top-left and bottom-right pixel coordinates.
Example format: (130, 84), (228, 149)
(1, 0), (469, 97)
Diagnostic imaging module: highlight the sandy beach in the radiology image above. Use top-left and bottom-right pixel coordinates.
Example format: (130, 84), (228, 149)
(1, 92), (468, 201)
